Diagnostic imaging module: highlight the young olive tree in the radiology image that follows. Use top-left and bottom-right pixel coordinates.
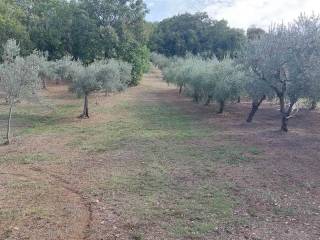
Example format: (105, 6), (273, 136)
(210, 57), (246, 113)
(164, 55), (204, 97)
(184, 57), (214, 103)
(37, 52), (57, 89)
(163, 57), (184, 94)
(0, 39), (40, 144)
(70, 63), (101, 118)
(53, 56), (75, 84)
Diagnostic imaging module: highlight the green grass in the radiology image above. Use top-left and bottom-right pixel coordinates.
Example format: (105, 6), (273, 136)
(0, 103), (80, 140)
(80, 101), (260, 237)
(0, 93), (262, 238)
(0, 153), (55, 165)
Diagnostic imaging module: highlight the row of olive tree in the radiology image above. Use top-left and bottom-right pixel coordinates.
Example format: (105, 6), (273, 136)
(0, 39), (132, 144)
(156, 54), (246, 114)
(151, 15), (320, 132)
(69, 59), (131, 118)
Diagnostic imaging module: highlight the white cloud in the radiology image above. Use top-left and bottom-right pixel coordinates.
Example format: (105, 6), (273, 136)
(204, 0), (320, 29)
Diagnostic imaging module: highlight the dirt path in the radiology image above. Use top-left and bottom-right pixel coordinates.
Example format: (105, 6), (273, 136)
(0, 166), (92, 240)
(0, 67), (320, 239)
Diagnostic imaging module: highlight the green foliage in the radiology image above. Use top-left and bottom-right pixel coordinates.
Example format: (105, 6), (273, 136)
(162, 54), (245, 112)
(0, 40), (41, 103)
(0, 39), (42, 143)
(70, 63), (101, 97)
(8, 0), (149, 85)
(121, 44), (150, 86)
(94, 59), (132, 93)
(69, 57), (131, 98)
(0, 1), (31, 57)
(241, 14), (320, 131)
(150, 52), (171, 69)
(150, 13), (245, 59)
(210, 57), (246, 105)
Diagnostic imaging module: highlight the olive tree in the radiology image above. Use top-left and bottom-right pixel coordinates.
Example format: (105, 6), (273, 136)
(94, 59), (130, 95)
(210, 57), (246, 113)
(37, 52), (57, 89)
(70, 63), (101, 118)
(150, 52), (171, 70)
(241, 25), (289, 127)
(163, 57), (185, 94)
(163, 55), (203, 96)
(287, 15), (320, 113)
(242, 15), (320, 131)
(0, 39), (40, 144)
(163, 54), (246, 113)
(53, 56), (75, 84)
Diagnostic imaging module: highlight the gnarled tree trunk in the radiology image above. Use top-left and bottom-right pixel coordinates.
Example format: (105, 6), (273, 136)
(247, 95), (266, 123)
(280, 101), (295, 132)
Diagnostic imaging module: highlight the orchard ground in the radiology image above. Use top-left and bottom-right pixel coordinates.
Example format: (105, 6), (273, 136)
(0, 67), (319, 240)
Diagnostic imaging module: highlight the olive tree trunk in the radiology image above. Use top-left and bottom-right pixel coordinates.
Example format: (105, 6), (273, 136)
(217, 101), (225, 114)
(310, 100), (317, 110)
(179, 85), (183, 95)
(5, 103), (14, 145)
(42, 77), (47, 90)
(280, 100), (296, 132)
(80, 94), (89, 118)
(247, 95), (266, 123)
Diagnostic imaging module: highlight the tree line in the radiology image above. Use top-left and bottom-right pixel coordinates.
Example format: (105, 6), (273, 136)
(0, 0), (150, 85)
(151, 15), (320, 132)
(149, 12), (246, 59)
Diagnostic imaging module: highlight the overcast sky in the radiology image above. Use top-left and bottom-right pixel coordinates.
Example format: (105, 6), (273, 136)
(145, 0), (320, 29)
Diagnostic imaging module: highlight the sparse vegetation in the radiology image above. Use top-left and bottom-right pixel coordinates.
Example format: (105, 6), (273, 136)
(1, 2), (320, 240)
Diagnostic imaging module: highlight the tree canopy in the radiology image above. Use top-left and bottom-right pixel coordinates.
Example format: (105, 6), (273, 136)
(149, 13), (246, 59)
(1, 0), (150, 85)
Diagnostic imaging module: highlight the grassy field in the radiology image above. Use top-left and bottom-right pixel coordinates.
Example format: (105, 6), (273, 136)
(0, 68), (319, 240)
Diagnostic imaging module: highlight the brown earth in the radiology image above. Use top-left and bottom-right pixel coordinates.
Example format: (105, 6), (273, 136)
(0, 68), (319, 240)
